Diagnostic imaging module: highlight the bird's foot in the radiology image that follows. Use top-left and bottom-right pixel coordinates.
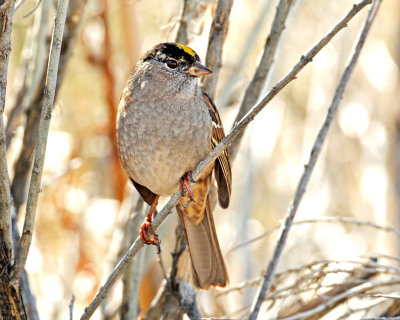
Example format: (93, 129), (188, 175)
(139, 216), (160, 246)
(179, 172), (196, 207)
(139, 195), (160, 246)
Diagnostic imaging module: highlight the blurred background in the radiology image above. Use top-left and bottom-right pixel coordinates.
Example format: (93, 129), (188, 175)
(5, 0), (400, 318)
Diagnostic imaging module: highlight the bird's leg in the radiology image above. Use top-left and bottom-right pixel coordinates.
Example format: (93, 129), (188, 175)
(179, 172), (196, 208)
(140, 194), (160, 246)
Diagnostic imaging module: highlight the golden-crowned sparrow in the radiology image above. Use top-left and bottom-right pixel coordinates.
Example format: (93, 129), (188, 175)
(117, 42), (232, 288)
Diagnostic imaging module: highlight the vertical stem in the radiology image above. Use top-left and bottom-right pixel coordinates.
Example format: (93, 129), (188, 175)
(0, 0), (15, 261)
(229, 0), (294, 161)
(248, 1), (382, 319)
(11, 0), (70, 282)
(200, 0), (233, 99)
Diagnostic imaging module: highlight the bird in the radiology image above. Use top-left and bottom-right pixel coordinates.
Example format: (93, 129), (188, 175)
(116, 42), (232, 289)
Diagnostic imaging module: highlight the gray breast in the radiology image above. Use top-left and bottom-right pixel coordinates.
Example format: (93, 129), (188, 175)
(117, 83), (212, 196)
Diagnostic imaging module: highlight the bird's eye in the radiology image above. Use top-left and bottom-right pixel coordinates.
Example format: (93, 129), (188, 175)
(166, 59), (178, 69)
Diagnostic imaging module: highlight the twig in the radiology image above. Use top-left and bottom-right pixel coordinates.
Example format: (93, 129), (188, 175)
(276, 260), (379, 318)
(175, 0), (191, 44)
(218, 257), (394, 298)
(279, 277), (400, 320)
(69, 295), (75, 320)
(120, 196), (145, 320)
(248, 1), (382, 319)
(229, 0), (295, 161)
(10, 0), (85, 215)
(22, 0), (42, 18)
(11, 0), (70, 282)
(79, 0), (371, 317)
(0, 0), (15, 261)
(218, 0), (273, 109)
(14, 0), (26, 11)
(357, 293), (400, 300)
(20, 270), (39, 320)
(228, 216), (400, 254)
(200, 0), (233, 99)
(6, 0), (52, 148)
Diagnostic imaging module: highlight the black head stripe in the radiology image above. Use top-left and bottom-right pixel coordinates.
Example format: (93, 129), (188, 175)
(143, 42), (200, 64)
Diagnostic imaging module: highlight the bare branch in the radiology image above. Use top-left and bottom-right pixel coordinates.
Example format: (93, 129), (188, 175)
(10, 0), (86, 215)
(228, 216), (400, 254)
(0, 0), (16, 262)
(175, 0), (191, 44)
(229, 0), (295, 161)
(120, 197), (145, 320)
(79, 1), (372, 317)
(248, 1), (382, 319)
(69, 295), (75, 320)
(11, 0), (70, 282)
(5, 0), (53, 148)
(200, 0), (233, 99)
(280, 277), (400, 320)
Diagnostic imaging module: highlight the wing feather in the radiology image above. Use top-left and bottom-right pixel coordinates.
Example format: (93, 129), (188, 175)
(202, 91), (232, 208)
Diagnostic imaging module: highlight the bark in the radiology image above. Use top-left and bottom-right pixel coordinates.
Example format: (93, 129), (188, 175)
(0, 0), (27, 317)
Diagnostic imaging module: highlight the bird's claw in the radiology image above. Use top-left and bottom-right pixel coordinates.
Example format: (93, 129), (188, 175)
(139, 217), (160, 246)
(180, 172), (196, 207)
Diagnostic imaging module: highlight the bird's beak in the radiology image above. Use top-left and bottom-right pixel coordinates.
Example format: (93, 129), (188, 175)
(185, 61), (212, 77)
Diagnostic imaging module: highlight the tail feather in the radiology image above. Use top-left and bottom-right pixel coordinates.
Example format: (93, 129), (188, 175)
(177, 198), (228, 289)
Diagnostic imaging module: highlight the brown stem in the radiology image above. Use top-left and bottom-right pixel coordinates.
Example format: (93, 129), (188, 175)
(200, 0), (233, 99)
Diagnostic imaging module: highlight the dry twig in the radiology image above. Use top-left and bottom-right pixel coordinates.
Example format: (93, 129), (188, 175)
(229, 0), (295, 161)
(120, 196), (145, 320)
(10, 0), (86, 215)
(11, 0), (70, 282)
(279, 277), (400, 320)
(200, 0), (233, 99)
(5, 0), (52, 148)
(248, 1), (382, 318)
(228, 216), (400, 254)
(0, 0), (15, 262)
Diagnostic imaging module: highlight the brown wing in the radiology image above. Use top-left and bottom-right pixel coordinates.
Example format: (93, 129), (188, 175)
(202, 91), (232, 209)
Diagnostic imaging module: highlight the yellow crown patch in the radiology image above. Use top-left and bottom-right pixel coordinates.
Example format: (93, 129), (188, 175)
(176, 43), (196, 56)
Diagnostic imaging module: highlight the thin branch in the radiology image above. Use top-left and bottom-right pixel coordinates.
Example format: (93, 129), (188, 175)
(10, 0), (86, 215)
(248, 1), (382, 319)
(217, 257), (394, 298)
(22, 0), (42, 18)
(229, 0), (295, 161)
(11, 0), (70, 282)
(200, 0), (233, 99)
(357, 293), (400, 300)
(6, 0), (52, 149)
(14, 0), (25, 11)
(218, 0), (273, 109)
(228, 216), (400, 254)
(175, 0), (191, 44)
(279, 277), (400, 320)
(69, 295), (75, 320)
(0, 0), (15, 261)
(20, 270), (39, 320)
(79, 1), (371, 317)
(120, 197), (145, 320)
